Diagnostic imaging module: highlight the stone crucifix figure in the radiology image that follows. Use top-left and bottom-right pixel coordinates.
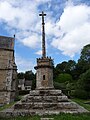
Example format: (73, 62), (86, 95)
(39, 11), (46, 58)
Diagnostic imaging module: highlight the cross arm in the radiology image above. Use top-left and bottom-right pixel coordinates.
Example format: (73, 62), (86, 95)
(39, 11), (46, 16)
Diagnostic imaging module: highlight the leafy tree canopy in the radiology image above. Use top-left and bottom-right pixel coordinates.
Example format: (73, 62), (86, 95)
(80, 44), (90, 62)
(17, 72), (24, 79)
(17, 70), (35, 81)
(76, 44), (90, 76)
(55, 73), (73, 83)
(78, 69), (90, 92)
(24, 70), (35, 80)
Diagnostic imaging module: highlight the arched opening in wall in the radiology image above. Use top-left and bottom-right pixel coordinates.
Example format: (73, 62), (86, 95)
(43, 75), (45, 80)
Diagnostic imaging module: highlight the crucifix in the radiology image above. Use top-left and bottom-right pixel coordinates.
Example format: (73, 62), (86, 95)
(39, 11), (46, 58)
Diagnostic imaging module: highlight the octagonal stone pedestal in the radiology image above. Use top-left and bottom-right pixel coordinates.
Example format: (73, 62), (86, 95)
(34, 57), (54, 90)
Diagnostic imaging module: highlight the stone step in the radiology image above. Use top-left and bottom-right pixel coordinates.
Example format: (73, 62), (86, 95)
(0, 108), (88, 117)
(14, 102), (78, 110)
(29, 90), (62, 96)
(21, 95), (68, 103)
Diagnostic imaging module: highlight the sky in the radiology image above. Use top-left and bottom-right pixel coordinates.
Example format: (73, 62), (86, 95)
(0, 0), (90, 73)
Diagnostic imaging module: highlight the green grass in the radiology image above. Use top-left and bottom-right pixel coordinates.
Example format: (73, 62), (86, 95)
(0, 114), (90, 120)
(0, 95), (23, 111)
(72, 98), (90, 111)
(0, 102), (16, 111)
(0, 115), (40, 120)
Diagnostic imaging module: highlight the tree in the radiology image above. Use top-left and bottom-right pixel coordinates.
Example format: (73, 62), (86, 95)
(54, 61), (68, 79)
(65, 60), (76, 72)
(65, 60), (77, 79)
(80, 44), (90, 62)
(24, 70), (35, 80)
(70, 69), (90, 99)
(54, 60), (76, 80)
(78, 69), (90, 92)
(56, 61), (68, 73)
(55, 73), (73, 83)
(17, 72), (24, 79)
(76, 44), (90, 77)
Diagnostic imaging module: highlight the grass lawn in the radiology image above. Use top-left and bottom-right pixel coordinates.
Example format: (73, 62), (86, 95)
(0, 98), (90, 120)
(0, 102), (16, 111)
(0, 114), (90, 120)
(72, 98), (90, 111)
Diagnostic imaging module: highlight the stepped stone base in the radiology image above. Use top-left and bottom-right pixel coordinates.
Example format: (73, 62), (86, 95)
(0, 89), (89, 117)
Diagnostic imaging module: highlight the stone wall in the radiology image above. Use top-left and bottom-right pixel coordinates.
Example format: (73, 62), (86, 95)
(0, 36), (14, 50)
(0, 36), (17, 105)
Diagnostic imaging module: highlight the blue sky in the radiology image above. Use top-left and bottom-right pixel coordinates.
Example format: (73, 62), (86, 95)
(0, 0), (90, 73)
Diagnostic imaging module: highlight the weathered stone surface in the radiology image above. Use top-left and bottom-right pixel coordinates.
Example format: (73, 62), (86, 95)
(29, 90), (40, 96)
(12, 89), (89, 114)
(14, 102), (82, 110)
(0, 36), (17, 105)
(49, 90), (62, 95)
(29, 90), (62, 96)
(21, 95), (68, 103)
(0, 107), (89, 117)
(35, 57), (54, 90)
(57, 96), (68, 102)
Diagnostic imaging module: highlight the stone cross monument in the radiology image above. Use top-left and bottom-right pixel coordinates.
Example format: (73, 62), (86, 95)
(11, 12), (88, 116)
(34, 11), (54, 89)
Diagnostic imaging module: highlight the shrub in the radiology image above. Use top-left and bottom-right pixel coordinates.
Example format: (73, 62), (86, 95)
(54, 81), (66, 90)
(78, 69), (90, 92)
(19, 90), (29, 95)
(14, 96), (22, 101)
(55, 73), (73, 83)
(71, 89), (89, 99)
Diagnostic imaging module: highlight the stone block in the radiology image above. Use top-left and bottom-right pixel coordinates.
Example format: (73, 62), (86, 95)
(14, 103), (33, 109)
(43, 103), (57, 109)
(49, 90), (62, 95)
(57, 96), (68, 102)
(43, 96), (57, 102)
(33, 103), (43, 109)
(34, 96), (42, 102)
(57, 102), (78, 109)
(29, 90), (40, 96)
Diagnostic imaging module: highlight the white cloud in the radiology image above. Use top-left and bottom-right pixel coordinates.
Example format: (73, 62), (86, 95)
(0, 0), (90, 59)
(15, 54), (35, 73)
(51, 4), (90, 57)
(0, 1), (38, 30)
(0, 0), (39, 48)
(35, 50), (42, 55)
(0, 0), (53, 51)
(35, 0), (51, 3)
(58, 5), (90, 33)
(22, 33), (41, 48)
(45, 20), (61, 38)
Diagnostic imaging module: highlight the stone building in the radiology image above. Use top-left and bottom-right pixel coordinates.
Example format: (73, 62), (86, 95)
(18, 79), (32, 90)
(24, 80), (32, 90)
(18, 79), (25, 90)
(0, 35), (17, 105)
